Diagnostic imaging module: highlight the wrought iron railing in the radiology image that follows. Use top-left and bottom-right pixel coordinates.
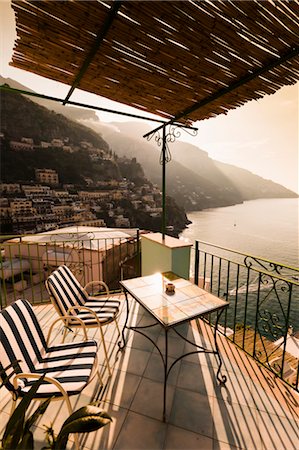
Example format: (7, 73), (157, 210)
(194, 240), (299, 391)
(0, 229), (141, 308)
(2, 231), (298, 390)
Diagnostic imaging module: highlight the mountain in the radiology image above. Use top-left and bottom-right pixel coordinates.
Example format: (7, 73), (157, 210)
(0, 76), (99, 122)
(0, 88), (108, 149)
(1, 77), (296, 212)
(79, 119), (297, 211)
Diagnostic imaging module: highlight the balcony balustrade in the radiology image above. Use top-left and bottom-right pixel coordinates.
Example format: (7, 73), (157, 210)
(193, 240), (299, 391)
(0, 229), (141, 307)
(0, 232), (298, 392)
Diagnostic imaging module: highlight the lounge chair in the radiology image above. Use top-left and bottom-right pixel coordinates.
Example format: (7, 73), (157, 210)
(45, 265), (121, 375)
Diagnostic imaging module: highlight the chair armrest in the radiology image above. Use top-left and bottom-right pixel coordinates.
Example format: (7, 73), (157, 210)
(84, 280), (110, 297)
(46, 316), (88, 345)
(13, 372), (70, 400)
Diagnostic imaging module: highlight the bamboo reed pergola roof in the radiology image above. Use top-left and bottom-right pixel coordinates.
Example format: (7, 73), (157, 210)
(10, 0), (299, 125)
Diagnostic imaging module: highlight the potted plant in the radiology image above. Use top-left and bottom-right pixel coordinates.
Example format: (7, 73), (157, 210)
(1, 366), (112, 450)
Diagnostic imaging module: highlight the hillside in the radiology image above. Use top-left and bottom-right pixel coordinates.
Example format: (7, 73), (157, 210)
(0, 89), (189, 235)
(1, 140), (119, 185)
(0, 87), (108, 149)
(0, 76), (99, 122)
(166, 140), (298, 202)
(97, 125), (244, 210)
(214, 161), (297, 200)
(81, 120), (297, 211)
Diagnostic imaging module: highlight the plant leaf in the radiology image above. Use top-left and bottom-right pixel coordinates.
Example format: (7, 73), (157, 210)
(25, 397), (52, 432)
(2, 374), (46, 449)
(60, 405), (111, 429)
(43, 423), (56, 448)
(16, 429), (34, 450)
(55, 406), (112, 449)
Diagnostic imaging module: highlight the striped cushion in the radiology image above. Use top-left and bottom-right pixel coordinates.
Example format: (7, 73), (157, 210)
(0, 299), (97, 398)
(47, 265), (88, 316)
(47, 265), (120, 325)
(78, 297), (120, 325)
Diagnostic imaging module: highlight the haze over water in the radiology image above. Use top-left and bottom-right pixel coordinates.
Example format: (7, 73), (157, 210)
(181, 198), (299, 268)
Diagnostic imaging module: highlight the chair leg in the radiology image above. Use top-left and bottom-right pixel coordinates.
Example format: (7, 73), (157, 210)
(98, 325), (112, 376)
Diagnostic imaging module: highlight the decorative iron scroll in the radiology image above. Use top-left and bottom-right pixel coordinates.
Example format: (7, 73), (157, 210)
(146, 124), (198, 165)
(244, 255), (299, 283)
(256, 274), (292, 334)
(258, 309), (284, 340)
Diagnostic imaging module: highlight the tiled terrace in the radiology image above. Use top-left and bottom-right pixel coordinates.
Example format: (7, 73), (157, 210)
(1, 296), (298, 450)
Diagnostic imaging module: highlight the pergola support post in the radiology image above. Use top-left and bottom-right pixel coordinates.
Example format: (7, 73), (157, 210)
(162, 125), (167, 240)
(144, 125), (198, 238)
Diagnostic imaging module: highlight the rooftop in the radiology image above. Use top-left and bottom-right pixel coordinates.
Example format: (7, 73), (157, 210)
(7, 226), (136, 251)
(1, 298), (298, 449)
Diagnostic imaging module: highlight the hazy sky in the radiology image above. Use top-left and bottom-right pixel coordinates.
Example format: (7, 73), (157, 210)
(1, 1), (298, 193)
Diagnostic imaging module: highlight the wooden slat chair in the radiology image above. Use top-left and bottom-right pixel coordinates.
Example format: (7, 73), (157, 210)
(0, 299), (100, 448)
(45, 265), (121, 375)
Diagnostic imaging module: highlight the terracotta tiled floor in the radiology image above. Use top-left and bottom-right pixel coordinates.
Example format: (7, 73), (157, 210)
(1, 297), (298, 450)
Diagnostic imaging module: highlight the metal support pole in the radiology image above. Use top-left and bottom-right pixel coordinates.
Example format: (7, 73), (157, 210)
(144, 123), (197, 241)
(162, 125), (167, 240)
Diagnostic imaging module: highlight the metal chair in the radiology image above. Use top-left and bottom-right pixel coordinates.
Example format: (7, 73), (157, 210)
(45, 265), (121, 375)
(0, 299), (101, 448)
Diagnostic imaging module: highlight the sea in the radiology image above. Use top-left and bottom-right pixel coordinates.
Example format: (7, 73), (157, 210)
(180, 198), (299, 268)
(180, 198), (299, 333)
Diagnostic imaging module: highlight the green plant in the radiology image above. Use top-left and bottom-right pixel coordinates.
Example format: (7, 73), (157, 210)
(43, 405), (111, 450)
(0, 367), (112, 450)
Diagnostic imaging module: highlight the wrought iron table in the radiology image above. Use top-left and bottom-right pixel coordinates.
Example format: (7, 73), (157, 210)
(119, 272), (229, 421)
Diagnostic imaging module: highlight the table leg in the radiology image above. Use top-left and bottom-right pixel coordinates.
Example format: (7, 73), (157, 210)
(163, 328), (169, 422)
(214, 308), (227, 384)
(118, 289), (129, 350)
(171, 307), (228, 385)
(128, 322), (169, 421)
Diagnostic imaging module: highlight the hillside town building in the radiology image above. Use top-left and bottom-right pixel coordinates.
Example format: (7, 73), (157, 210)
(35, 168), (59, 185)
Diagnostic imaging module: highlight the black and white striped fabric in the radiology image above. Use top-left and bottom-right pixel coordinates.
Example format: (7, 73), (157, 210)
(0, 299), (98, 398)
(46, 265), (120, 326)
